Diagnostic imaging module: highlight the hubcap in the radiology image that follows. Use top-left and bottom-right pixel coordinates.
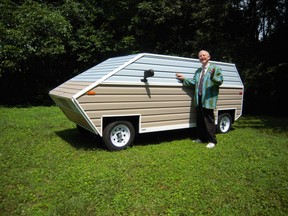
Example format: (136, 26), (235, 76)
(220, 116), (230, 133)
(110, 124), (131, 147)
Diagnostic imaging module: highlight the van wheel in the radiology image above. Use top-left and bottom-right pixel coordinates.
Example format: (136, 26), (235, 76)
(103, 121), (135, 151)
(217, 113), (232, 133)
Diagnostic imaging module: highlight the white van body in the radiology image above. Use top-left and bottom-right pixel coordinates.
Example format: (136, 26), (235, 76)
(49, 53), (244, 150)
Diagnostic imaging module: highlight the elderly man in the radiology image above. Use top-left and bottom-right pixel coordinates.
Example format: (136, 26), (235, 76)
(176, 50), (223, 148)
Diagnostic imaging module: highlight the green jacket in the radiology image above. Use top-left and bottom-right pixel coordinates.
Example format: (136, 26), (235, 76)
(183, 64), (223, 109)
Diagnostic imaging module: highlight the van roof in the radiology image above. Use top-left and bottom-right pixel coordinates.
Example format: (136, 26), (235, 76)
(50, 53), (243, 99)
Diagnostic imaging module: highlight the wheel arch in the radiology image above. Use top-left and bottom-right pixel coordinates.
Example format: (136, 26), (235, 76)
(216, 109), (236, 125)
(102, 115), (140, 136)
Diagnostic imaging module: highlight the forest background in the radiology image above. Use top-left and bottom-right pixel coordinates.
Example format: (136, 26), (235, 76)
(0, 0), (287, 115)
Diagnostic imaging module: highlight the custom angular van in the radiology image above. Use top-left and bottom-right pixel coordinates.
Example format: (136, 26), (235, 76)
(49, 53), (244, 150)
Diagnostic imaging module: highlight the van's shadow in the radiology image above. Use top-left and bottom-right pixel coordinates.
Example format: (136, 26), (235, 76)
(135, 128), (197, 146)
(55, 129), (106, 150)
(55, 128), (198, 151)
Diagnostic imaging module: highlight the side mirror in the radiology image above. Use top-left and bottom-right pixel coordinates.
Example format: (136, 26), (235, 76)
(141, 69), (154, 82)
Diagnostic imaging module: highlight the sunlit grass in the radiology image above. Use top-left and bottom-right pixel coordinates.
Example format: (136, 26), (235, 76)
(0, 107), (287, 215)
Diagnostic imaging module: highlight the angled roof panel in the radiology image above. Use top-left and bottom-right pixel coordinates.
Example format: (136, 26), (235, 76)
(70, 54), (140, 82)
(50, 53), (243, 100)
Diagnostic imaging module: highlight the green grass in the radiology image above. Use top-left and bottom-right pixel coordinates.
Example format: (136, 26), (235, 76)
(0, 106), (287, 216)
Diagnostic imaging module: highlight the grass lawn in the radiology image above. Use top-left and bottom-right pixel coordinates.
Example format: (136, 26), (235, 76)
(0, 106), (287, 215)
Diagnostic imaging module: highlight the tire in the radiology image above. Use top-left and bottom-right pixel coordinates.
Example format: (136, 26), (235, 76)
(217, 113), (232, 133)
(103, 121), (135, 151)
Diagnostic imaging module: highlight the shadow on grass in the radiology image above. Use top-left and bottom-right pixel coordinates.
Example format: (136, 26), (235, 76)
(55, 129), (106, 151)
(135, 128), (197, 146)
(55, 127), (198, 151)
(234, 115), (288, 133)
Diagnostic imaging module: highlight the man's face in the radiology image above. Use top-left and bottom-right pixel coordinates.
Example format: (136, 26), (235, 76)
(198, 51), (210, 66)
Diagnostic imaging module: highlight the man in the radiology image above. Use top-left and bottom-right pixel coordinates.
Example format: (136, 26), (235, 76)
(176, 50), (223, 148)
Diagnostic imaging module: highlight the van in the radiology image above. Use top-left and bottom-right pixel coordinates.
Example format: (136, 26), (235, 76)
(49, 53), (244, 150)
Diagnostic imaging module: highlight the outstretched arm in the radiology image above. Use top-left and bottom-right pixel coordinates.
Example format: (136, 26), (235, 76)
(176, 73), (196, 87)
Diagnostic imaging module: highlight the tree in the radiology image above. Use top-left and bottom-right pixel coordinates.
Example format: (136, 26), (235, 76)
(0, 0), (287, 115)
(0, 0), (72, 104)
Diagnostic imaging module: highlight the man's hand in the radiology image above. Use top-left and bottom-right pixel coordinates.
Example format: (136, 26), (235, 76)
(210, 68), (215, 79)
(176, 73), (185, 81)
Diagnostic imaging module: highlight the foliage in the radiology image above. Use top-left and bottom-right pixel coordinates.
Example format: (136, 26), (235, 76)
(0, 106), (288, 215)
(0, 0), (287, 114)
(0, 1), (71, 70)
